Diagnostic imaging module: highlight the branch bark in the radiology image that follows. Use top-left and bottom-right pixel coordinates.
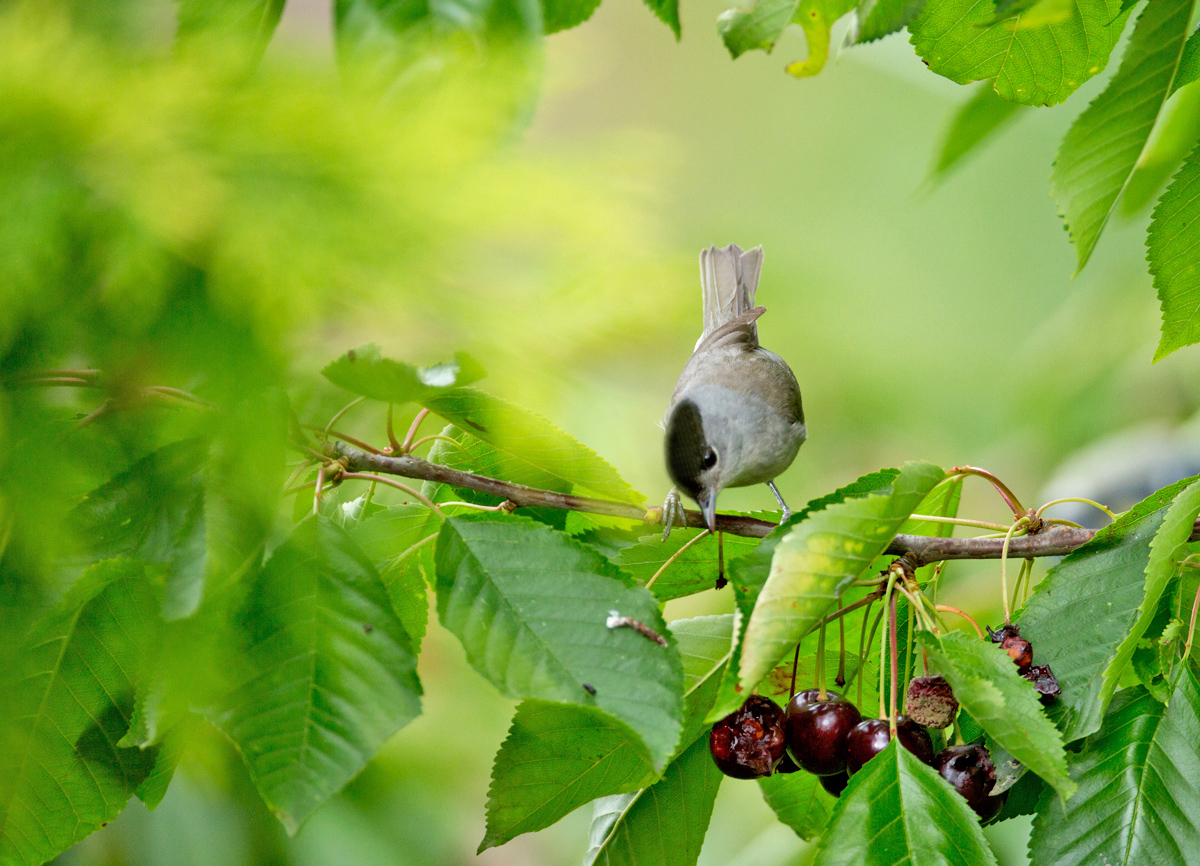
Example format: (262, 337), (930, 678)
(326, 441), (1200, 566)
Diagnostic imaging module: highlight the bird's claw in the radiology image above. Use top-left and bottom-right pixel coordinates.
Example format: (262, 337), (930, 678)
(662, 488), (687, 541)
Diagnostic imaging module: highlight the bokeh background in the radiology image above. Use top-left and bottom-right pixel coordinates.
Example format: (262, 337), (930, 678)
(9, 0), (1196, 862)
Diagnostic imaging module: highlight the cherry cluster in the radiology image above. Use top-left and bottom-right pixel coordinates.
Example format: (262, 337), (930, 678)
(708, 688), (1007, 820)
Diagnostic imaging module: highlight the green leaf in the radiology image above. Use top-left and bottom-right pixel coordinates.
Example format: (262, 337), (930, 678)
(812, 740), (997, 866)
(347, 503), (442, 654)
(706, 469), (902, 722)
(73, 440), (208, 620)
(930, 82), (1026, 178)
(758, 771), (835, 840)
(1020, 477), (1197, 741)
(480, 700), (656, 852)
(1121, 81), (1200, 215)
(671, 615), (736, 746)
(739, 461), (943, 690)
(910, 0), (1128, 106)
(1029, 667), (1200, 865)
(175, 0), (285, 64)
(1102, 478), (1200, 701)
(0, 561), (162, 866)
(614, 528), (762, 603)
(422, 389), (639, 502)
(1051, 0), (1197, 272)
(322, 345), (485, 406)
(852, 0), (927, 43)
(1150, 143), (1200, 361)
(212, 516), (422, 833)
(1174, 25), (1200, 92)
(642, 0), (681, 36)
(717, 0), (798, 57)
(544, 0), (604, 31)
(919, 631), (1075, 800)
(435, 514), (683, 769)
(583, 734), (723, 866)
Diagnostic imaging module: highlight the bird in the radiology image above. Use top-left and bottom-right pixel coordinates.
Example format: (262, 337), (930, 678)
(662, 244), (805, 537)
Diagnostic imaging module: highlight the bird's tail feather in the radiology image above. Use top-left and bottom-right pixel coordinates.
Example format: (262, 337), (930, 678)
(700, 243), (763, 341)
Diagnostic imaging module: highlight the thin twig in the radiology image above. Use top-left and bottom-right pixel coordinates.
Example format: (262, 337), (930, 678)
(340, 472), (445, 518)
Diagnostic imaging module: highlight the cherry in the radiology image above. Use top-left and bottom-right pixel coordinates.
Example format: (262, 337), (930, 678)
(905, 675), (958, 729)
(934, 744), (1006, 823)
(1023, 664), (1061, 698)
(988, 623), (1033, 671)
(845, 716), (934, 774)
(709, 695), (788, 778)
(819, 770), (849, 797)
(784, 692), (861, 776)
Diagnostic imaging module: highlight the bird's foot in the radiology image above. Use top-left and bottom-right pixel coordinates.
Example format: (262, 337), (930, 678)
(662, 488), (687, 541)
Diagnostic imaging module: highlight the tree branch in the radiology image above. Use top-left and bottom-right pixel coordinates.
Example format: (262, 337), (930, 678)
(325, 441), (1200, 565)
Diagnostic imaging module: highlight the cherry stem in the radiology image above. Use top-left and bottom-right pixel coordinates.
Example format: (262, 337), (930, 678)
(816, 617), (828, 699)
(386, 404), (402, 453)
(999, 517), (1030, 624)
(878, 570), (898, 724)
(313, 463), (326, 516)
(950, 466), (1026, 520)
(836, 593), (847, 689)
(340, 472), (446, 518)
(324, 396), (365, 438)
(857, 602), (872, 709)
(1011, 557), (1034, 614)
(717, 531), (725, 588)
(402, 408), (431, 453)
(889, 592), (899, 735)
(909, 513), (1011, 532)
(1035, 497), (1117, 521)
(790, 641), (802, 698)
(303, 425), (384, 454)
(646, 529), (711, 589)
(935, 605), (985, 640)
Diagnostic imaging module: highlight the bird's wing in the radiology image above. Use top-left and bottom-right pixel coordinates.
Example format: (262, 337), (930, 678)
(692, 306), (766, 355)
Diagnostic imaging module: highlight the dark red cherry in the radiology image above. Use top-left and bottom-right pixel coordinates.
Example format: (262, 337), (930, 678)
(1023, 663), (1061, 698)
(819, 770), (849, 797)
(1002, 637), (1033, 670)
(708, 695), (788, 779)
(845, 716), (934, 774)
(784, 693), (861, 776)
(934, 744), (1006, 822)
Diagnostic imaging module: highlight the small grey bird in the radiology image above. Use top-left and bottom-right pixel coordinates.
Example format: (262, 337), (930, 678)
(662, 244), (805, 536)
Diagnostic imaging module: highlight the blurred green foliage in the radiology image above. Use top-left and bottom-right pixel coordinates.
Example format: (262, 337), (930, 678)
(1, 0), (1200, 864)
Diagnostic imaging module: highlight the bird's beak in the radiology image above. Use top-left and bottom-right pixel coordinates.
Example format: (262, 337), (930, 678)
(697, 490), (718, 534)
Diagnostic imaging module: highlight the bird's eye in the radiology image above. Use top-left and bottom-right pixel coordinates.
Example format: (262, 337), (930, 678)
(702, 448), (718, 470)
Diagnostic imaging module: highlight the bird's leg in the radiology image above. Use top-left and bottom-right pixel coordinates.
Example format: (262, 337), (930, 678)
(767, 481), (792, 524)
(662, 487), (688, 541)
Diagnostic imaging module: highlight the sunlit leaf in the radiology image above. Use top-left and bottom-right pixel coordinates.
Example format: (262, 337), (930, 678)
(1149, 143), (1200, 361)
(480, 701), (656, 852)
(739, 461), (943, 691)
(583, 735), (723, 866)
(1021, 477), (1196, 741)
(758, 771), (834, 840)
(910, 0), (1128, 106)
(930, 82), (1026, 178)
(435, 514), (683, 769)
(852, 0), (927, 42)
(1173, 25), (1200, 92)
(1029, 666), (1200, 865)
(0, 561), (162, 866)
(544, 0), (604, 31)
(706, 469), (901, 722)
(615, 528), (762, 603)
(812, 740), (997, 866)
(348, 503), (442, 654)
(422, 388), (640, 503)
(322, 345), (485, 406)
(671, 615), (735, 745)
(1121, 83), (1200, 215)
(1051, 0), (1196, 272)
(643, 0), (682, 36)
(212, 516), (422, 833)
(919, 631), (1075, 800)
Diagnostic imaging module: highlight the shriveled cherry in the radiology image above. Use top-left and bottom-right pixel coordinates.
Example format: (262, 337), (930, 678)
(934, 744), (1006, 823)
(1023, 663), (1061, 698)
(845, 716), (934, 774)
(709, 695), (787, 778)
(905, 675), (957, 729)
(784, 693), (861, 776)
